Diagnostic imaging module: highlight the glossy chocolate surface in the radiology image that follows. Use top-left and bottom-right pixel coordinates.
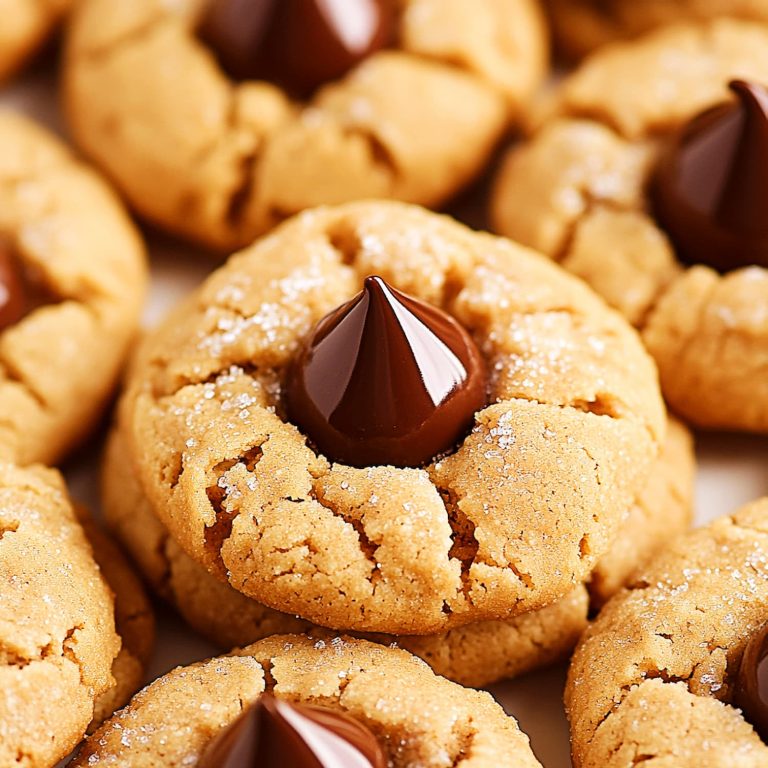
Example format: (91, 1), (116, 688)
(199, 695), (387, 767)
(652, 80), (768, 271)
(735, 622), (768, 743)
(0, 240), (28, 331)
(286, 275), (488, 468)
(200, 0), (395, 95)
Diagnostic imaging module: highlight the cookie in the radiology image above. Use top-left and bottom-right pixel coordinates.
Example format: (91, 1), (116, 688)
(0, 110), (147, 466)
(102, 422), (588, 688)
(0, 462), (121, 768)
(77, 511), (155, 730)
(567, 498), (768, 767)
(116, 200), (665, 635)
(492, 20), (768, 432)
(0, 0), (73, 84)
(63, 0), (548, 252)
(546, 0), (768, 60)
(73, 634), (543, 767)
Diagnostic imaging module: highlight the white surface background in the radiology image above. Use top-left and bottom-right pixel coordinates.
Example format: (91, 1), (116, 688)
(5, 60), (768, 768)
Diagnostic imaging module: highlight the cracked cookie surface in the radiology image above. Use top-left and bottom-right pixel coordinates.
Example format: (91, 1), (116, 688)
(73, 634), (543, 767)
(0, 111), (147, 466)
(118, 200), (665, 635)
(492, 19), (768, 432)
(101, 413), (692, 686)
(567, 498), (768, 767)
(63, 0), (547, 252)
(0, 463), (121, 768)
(546, 0), (768, 60)
(0, 0), (72, 83)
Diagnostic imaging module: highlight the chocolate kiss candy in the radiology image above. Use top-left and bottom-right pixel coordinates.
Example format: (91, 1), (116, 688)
(735, 621), (768, 742)
(200, 0), (395, 95)
(199, 694), (387, 767)
(286, 275), (488, 468)
(0, 240), (28, 331)
(652, 80), (768, 271)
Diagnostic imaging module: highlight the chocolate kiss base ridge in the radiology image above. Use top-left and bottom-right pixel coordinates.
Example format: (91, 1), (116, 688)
(198, 695), (387, 768)
(285, 275), (488, 468)
(652, 79), (768, 271)
(199, 0), (396, 96)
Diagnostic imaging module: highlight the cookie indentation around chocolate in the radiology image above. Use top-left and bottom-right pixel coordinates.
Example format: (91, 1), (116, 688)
(285, 275), (488, 468)
(652, 80), (768, 271)
(200, 0), (395, 95)
(735, 621), (768, 742)
(200, 694), (386, 768)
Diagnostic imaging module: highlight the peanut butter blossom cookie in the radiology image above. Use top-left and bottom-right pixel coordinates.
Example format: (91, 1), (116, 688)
(73, 634), (544, 767)
(567, 498), (768, 767)
(492, 19), (768, 432)
(101, 412), (692, 687)
(0, 463), (151, 768)
(117, 200), (665, 635)
(0, 111), (146, 466)
(546, 0), (768, 60)
(63, 0), (548, 251)
(0, 0), (73, 83)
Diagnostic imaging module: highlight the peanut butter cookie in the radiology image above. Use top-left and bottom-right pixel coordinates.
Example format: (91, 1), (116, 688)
(117, 200), (665, 635)
(567, 498), (768, 767)
(63, 0), (548, 252)
(492, 20), (768, 432)
(0, 463), (120, 768)
(73, 634), (543, 767)
(0, 111), (146, 466)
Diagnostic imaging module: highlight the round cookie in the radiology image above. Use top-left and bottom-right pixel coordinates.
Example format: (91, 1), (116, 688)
(546, 0), (768, 61)
(102, 414), (692, 686)
(492, 19), (768, 432)
(567, 498), (768, 767)
(0, 462), (121, 768)
(0, 110), (147, 466)
(0, 0), (73, 84)
(77, 512), (155, 730)
(73, 634), (543, 767)
(63, 0), (548, 252)
(118, 200), (665, 635)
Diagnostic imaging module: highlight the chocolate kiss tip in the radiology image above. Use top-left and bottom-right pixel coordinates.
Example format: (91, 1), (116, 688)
(285, 275), (488, 468)
(652, 78), (768, 271)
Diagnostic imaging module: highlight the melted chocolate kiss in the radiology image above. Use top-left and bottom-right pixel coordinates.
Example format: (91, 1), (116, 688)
(652, 80), (768, 271)
(200, 0), (395, 95)
(0, 240), (28, 331)
(199, 695), (387, 768)
(735, 622), (768, 742)
(286, 276), (488, 468)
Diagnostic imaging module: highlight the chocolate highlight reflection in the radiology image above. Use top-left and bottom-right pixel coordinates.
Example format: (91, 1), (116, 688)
(199, 694), (387, 767)
(200, 0), (395, 95)
(286, 275), (488, 468)
(652, 80), (768, 271)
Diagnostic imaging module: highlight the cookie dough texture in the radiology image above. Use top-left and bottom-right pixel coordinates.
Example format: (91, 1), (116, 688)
(63, 0), (547, 251)
(103, 423), (589, 688)
(118, 201), (665, 635)
(492, 20), (768, 432)
(567, 498), (768, 768)
(0, 111), (147, 466)
(0, 0), (72, 83)
(74, 634), (543, 768)
(546, 0), (768, 60)
(0, 463), (120, 768)
(79, 512), (155, 730)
